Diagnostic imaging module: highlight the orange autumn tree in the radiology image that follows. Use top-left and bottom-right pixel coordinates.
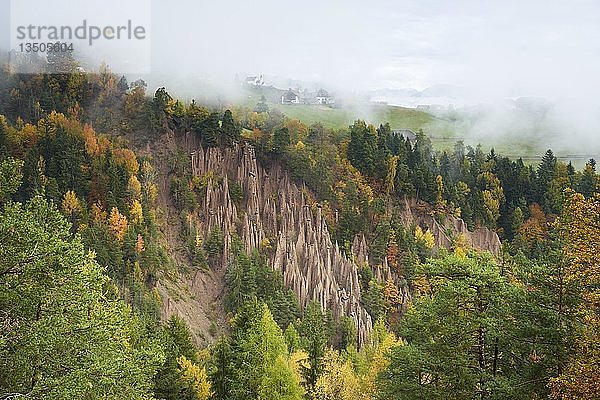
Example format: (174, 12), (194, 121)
(82, 123), (99, 156)
(112, 148), (139, 176)
(550, 191), (600, 399)
(108, 207), (129, 243)
(514, 203), (549, 256)
(386, 232), (400, 273)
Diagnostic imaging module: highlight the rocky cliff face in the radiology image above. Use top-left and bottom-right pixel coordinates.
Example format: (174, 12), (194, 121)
(397, 197), (502, 254)
(170, 142), (502, 346)
(191, 144), (373, 345)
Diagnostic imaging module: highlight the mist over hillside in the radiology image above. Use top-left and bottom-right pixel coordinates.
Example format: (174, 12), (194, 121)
(371, 84), (600, 161)
(5, 0), (599, 157)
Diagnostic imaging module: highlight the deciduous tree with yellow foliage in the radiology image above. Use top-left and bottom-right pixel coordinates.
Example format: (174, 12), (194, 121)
(550, 191), (600, 399)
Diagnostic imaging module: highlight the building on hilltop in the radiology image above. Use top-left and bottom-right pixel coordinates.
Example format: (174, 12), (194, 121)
(243, 75), (264, 86)
(281, 89), (300, 105)
(315, 88), (335, 105)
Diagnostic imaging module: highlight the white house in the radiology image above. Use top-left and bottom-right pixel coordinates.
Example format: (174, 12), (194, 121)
(315, 88), (335, 105)
(244, 75), (264, 86)
(281, 89), (300, 105)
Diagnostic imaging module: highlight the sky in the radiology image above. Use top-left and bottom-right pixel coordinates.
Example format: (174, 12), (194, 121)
(148, 0), (600, 99)
(4, 0), (600, 99)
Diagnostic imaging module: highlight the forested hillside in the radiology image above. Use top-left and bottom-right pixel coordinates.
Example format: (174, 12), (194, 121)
(1, 58), (599, 399)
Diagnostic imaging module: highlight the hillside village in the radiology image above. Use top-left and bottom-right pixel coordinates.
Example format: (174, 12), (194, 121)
(241, 74), (336, 106)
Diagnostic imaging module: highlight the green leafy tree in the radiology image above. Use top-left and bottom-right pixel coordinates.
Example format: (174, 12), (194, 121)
(347, 120), (384, 179)
(154, 315), (205, 400)
(0, 116), (8, 157)
(37, 124), (90, 198)
(298, 301), (328, 393)
(186, 100), (210, 134)
(379, 252), (516, 400)
(0, 157), (23, 203)
(225, 243), (257, 311)
(284, 323), (301, 354)
(221, 109), (240, 147)
(509, 247), (580, 398)
(408, 131), (436, 203)
(0, 196), (163, 399)
(225, 242), (299, 328)
(363, 279), (386, 323)
(273, 126), (291, 155)
(201, 112), (221, 148)
(537, 149), (558, 212)
(335, 315), (357, 351)
(205, 227), (224, 260)
(210, 301), (303, 400)
(577, 159), (598, 198)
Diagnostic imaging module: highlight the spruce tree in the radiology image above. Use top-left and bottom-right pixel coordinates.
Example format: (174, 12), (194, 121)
(220, 109), (239, 147)
(298, 301), (328, 393)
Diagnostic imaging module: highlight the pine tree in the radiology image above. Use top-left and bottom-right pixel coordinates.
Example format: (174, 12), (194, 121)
(508, 220), (581, 398)
(379, 252), (516, 399)
(0, 116), (8, 158)
(537, 149), (558, 211)
(0, 157), (23, 203)
(201, 112), (221, 148)
(154, 315), (207, 400)
(0, 196), (163, 398)
(298, 301), (328, 393)
(284, 323), (301, 354)
(220, 109), (239, 147)
(255, 95), (269, 113)
(577, 159), (598, 198)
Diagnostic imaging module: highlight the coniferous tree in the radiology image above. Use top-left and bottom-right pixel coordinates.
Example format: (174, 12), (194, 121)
(210, 301), (303, 400)
(220, 109), (239, 147)
(298, 301), (328, 394)
(379, 252), (516, 400)
(509, 246), (580, 398)
(0, 196), (162, 398)
(0, 157), (22, 203)
(0, 117), (7, 158)
(255, 95), (269, 113)
(577, 159), (598, 198)
(272, 126), (291, 155)
(154, 315), (209, 400)
(201, 112), (221, 148)
(537, 149), (558, 211)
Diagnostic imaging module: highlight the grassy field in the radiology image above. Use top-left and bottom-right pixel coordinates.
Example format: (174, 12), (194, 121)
(267, 103), (354, 129)
(241, 89), (596, 167)
(241, 86), (434, 131)
(268, 102), (434, 132)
